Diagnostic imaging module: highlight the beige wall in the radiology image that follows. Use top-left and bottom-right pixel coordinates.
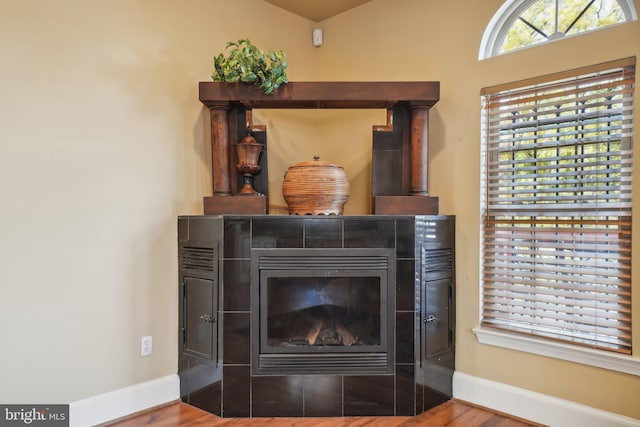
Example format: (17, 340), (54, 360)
(311, 0), (640, 419)
(0, 0), (315, 403)
(1, 0), (639, 419)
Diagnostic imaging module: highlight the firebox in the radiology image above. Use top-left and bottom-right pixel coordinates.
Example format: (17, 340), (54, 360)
(251, 248), (395, 376)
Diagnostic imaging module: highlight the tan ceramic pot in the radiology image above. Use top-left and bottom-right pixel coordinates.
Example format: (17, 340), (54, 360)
(282, 156), (350, 215)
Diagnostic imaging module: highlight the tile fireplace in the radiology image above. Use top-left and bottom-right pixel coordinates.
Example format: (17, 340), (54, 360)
(177, 215), (455, 418)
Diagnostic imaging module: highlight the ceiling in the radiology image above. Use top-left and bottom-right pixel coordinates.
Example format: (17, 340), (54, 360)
(263, 0), (372, 22)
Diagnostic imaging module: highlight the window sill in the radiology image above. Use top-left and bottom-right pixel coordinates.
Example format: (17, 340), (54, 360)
(473, 327), (640, 377)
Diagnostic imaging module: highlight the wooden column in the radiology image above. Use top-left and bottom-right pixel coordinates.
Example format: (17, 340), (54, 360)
(410, 105), (429, 196)
(204, 104), (268, 214)
(210, 107), (231, 196)
(373, 105), (438, 215)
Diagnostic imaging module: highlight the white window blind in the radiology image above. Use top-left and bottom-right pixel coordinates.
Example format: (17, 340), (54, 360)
(480, 57), (635, 354)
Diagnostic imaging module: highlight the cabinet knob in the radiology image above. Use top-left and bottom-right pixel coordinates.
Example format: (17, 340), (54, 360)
(199, 314), (216, 323)
(425, 315), (437, 324)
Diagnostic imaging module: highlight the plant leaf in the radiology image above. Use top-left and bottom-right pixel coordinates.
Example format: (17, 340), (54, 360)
(211, 39), (288, 94)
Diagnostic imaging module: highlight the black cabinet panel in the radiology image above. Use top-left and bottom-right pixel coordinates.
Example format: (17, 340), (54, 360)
(178, 217), (223, 413)
(183, 277), (217, 360)
(416, 216), (455, 402)
(424, 278), (452, 357)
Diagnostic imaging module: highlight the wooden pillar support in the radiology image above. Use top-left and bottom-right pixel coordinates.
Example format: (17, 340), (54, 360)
(410, 105), (429, 196)
(372, 105), (438, 215)
(210, 107), (231, 196)
(204, 104), (268, 214)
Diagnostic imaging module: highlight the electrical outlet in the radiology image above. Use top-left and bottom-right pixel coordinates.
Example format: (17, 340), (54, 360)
(141, 336), (152, 357)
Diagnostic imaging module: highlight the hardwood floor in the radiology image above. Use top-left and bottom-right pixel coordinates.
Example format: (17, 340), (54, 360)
(107, 400), (544, 426)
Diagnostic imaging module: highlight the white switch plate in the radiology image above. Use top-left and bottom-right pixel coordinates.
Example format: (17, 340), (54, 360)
(141, 335), (152, 357)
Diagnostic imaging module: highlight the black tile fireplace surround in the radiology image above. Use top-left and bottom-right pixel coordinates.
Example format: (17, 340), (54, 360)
(178, 215), (455, 418)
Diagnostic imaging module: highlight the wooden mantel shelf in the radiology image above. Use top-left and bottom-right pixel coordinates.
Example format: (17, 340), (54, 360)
(198, 81), (441, 215)
(199, 81), (440, 109)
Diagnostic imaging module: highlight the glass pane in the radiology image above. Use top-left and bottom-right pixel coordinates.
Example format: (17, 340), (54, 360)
(266, 276), (381, 347)
(500, 0), (627, 54)
(521, 0), (557, 35)
(561, 0), (625, 35)
(501, 16), (548, 52)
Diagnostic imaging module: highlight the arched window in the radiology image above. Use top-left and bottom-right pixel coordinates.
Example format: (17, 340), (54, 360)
(479, 0), (637, 59)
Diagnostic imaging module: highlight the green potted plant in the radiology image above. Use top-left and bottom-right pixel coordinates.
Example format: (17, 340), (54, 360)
(211, 38), (288, 95)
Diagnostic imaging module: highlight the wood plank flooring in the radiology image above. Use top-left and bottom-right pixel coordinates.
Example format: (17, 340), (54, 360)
(107, 400), (544, 426)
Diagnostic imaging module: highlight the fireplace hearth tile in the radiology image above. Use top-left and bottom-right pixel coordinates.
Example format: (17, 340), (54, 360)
(222, 312), (250, 364)
(415, 381), (425, 415)
(344, 218), (395, 248)
(396, 311), (415, 364)
(252, 376), (304, 417)
(223, 260), (250, 311)
(252, 217), (304, 248)
(222, 365), (250, 417)
(188, 379), (221, 415)
(304, 218), (343, 248)
(423, 385), (450, 410)
(396, 365), (416, 416)
(344, 375), (394, 416)
(224, 218), (251, 258)
(189, 216), (223, 241)
(395, 218), (416, 258)
(179, 359), (188, 401)
(303, 375), (343, 417)
(396, 259), (415, 311)
(180, 358), (221, 414)
(178, 217), (188, 242)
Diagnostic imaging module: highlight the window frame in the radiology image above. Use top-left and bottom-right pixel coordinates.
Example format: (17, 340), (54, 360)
(473, 326), (640, 375)
(479, 0), (638, 60)
(476, 57), (639, 375)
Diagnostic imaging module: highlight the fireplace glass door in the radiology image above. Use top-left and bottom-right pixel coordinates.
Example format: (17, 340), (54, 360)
(251, 248), (395, 375)
(263, 273), (382, 353)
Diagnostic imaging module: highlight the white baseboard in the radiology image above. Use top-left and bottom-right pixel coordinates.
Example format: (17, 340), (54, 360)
(453, 371), (640, 427)
(65, 371), (640, 426)
(69, 374), (180, 427)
